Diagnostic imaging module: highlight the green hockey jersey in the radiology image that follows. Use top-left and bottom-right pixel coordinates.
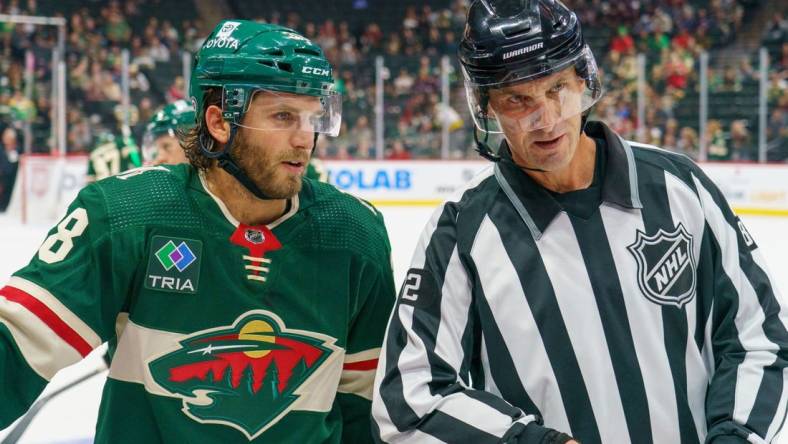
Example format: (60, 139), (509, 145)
(305, 158), (328, 182)
(0, 164), (396, 443)
(86, 132), (142, 181)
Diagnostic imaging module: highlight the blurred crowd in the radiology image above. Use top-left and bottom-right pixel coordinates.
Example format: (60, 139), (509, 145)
(249, 0), (786, 161)
(0, 0), (200, 157)
(591, 2), (787, 162)
(0, 0), (784, 178)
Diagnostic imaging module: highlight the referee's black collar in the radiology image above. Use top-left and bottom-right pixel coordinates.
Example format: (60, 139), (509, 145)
(494, 121), (643, 240)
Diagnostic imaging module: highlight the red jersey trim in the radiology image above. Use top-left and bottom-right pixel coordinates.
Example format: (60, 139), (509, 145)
(0, 285), (93, 357)
(343, 358), (378, 371)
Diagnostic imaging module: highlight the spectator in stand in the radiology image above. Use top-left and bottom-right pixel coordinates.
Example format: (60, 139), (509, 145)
(386, 140), (411, 160)
(165, 76), (186, 102)
(662, 117), (679, 146)
(360, 22), (384, 54)
(393, 68), (415, 97)
(403, 6), (419, 31)
(0, 127), (20, 211)
(671, 25), (695, 52)
(719, 65), (743, 92)
(676, 126), (700, 159)
(104, 6), (132, 44)
(729, 119), (755, 161)
(663, 130), (678, 151)
(99, 71), (122, 102)
(148, 36), (170, 63)
(767, 108), (787, 161)
(706, 119), (730, 161)
(66, 108), (92, 153)
(610, 26), (635, 55)
(663, 52), (690, 97)
(8, 91), (35, 123)
(777, 42), (788, 75)
(768, 108), (787, 143)
(355, 138), (373, 159)
(352, 115), (374, 156)
(763, 13), (787, 44)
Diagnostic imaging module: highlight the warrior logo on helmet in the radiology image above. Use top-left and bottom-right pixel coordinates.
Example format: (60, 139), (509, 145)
(458, 0), (604, 160)
(148, 310), (340, 440)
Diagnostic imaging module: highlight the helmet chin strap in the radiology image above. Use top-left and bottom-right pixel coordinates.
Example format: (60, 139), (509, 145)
(198, 125), (320, 201)
(199, 124), (272, 200)
(473, 93), (502, 162)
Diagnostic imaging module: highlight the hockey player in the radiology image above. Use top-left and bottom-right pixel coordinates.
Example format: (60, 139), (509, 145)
(0, 20), (395, 443)
(86, 125), (142, 182)
(142, 99), (195, 166)
(142, 99), (329, 184)
(373, 1), (788, 443)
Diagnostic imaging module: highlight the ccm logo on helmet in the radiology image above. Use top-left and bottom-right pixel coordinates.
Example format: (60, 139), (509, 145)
(502, 42), (544, 60)
(302, 67), (330, 76)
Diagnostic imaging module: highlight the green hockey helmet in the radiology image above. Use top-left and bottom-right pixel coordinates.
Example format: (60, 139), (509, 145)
(188, 19), (341, 200)
(94, 130), (117, 146)
(143, 99), (196, 162)
(190, 20), (341, 137)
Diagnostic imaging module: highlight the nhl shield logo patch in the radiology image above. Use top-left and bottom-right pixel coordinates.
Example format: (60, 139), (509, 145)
(628, 223), (697, 308)
(244, 228), (265, 245)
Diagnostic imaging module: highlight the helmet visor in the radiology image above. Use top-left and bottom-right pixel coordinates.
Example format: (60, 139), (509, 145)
(464, 45), (602, 134)
(229, 88), (342, 137)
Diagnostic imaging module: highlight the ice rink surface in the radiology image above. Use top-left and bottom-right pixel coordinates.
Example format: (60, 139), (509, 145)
(0, 208), (786, 443)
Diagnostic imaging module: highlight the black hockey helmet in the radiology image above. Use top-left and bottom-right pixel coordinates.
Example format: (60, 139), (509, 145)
(459, 0), (603, 161)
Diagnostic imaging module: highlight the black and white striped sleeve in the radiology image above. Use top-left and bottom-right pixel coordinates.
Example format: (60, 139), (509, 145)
(371, 201), (554, 444)
(691, 170), (788, 443)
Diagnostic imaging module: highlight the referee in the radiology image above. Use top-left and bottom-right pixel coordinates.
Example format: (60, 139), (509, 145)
(372, 1), (788, 443)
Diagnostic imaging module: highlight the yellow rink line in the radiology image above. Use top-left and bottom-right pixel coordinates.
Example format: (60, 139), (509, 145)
(732, 208), (788, 217)
(369, 200), (788, 217)
(369, 200), (444, 207)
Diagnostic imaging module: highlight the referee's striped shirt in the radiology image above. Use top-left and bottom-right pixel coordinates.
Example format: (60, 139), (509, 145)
(372, 122), (788, 444)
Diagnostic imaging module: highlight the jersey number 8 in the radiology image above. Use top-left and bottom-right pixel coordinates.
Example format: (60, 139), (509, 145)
(38, 208), (89, 264)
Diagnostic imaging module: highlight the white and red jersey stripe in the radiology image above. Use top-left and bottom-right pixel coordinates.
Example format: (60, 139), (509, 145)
(0, 276), (101, 380)
(340, 348), (380, 400)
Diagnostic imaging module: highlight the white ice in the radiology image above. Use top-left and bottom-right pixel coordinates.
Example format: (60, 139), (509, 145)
(1, 209), (786, 443)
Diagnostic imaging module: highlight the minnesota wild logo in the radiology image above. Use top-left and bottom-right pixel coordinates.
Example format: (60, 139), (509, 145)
(148, 310), (338, 440)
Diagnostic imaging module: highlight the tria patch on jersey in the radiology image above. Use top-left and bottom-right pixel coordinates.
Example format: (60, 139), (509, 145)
(628, 223), (697, 309)
(147, 310), (339, 440)
(145, 236), (203, 294)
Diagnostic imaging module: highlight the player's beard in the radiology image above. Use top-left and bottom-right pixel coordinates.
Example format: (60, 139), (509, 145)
(229, 129), (307, 199)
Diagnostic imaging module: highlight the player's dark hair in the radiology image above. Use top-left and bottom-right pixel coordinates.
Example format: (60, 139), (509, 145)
(179, 87), (222, 172)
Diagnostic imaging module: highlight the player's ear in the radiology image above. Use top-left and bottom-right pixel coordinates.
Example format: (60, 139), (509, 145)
(205, 105), (231, 145)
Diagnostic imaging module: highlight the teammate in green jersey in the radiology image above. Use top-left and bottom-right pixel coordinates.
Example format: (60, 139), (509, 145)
(0, 20), (395, 443)
(86, 126), (142, 182)
(142, 99), (195, 166)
